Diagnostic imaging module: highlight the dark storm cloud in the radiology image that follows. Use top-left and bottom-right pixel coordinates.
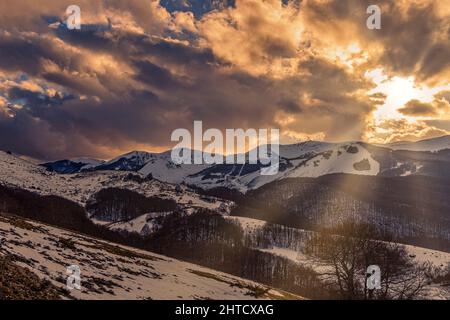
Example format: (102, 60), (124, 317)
(302, 0), (450, 85)
(0, 20), (373, 159)
(0, 25), (276, 159)
(398, 100), (438, 117)
(7, 87), (75, 107)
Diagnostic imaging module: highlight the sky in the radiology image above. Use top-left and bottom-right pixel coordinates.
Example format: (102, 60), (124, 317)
(0, 0), (449, 160)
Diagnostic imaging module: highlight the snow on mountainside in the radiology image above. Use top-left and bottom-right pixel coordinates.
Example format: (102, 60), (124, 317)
(386, 135), (450, 152)
(227, 215), (450, 270)
(138, 150), (212, 183)
(95, 151), (156, 171)
(42, 158), (104, 174)
(29, 135), (450, 193)
(0, 151), (228, 211)
(184, 142), (381, 192)
(0, 213), (301, 300)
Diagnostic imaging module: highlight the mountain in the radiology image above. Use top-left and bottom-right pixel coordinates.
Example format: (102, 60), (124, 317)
(42, 158), (104, 174)
(138, 150), (212, 183)
(0, 150), (229, 211)
(39, 135), (450, 193)
(386, 135), (450, 152)
(5, 146), (450, 250)
(93, 151), (156, 171)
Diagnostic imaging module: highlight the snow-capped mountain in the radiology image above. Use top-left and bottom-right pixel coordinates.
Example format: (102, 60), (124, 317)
(183, 141), (381, 192)
(39, 135), (450, 193)
(138, 150), (212, 183)
(94, 151), (156, 171)
(0, 150), (229, 211)
(41, 151), (157, 174)
(42, 158), (104, 174)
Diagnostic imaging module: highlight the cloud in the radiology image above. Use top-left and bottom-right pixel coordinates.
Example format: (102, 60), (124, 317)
(398, 100), (438, 117)
(373, 118), (449, 143)
(0, 0), (448, 159)
(436, 91), (450, 103)
(197, 0), (305, 76)
(301, 0), (450, 85)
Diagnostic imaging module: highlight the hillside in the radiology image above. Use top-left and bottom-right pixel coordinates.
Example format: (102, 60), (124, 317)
(232, 174), (450, 251)
(0, 213), (301, 300)
(0, 151), (229, 212)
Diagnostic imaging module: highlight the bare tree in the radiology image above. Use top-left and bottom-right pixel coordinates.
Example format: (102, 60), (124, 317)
(305, 221), (428, 299)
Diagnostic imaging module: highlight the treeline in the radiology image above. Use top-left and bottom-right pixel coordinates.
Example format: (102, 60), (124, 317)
(187, 185), (245, 203)
(146, 211), (333, 299)
(86, 188), (178, 222)
(242, 222), (314, 252)
(304, 223), (429, 299)
(0, 185), (144, 248)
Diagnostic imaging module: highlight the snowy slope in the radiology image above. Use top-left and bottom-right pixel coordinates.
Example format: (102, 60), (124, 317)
(95, 151), (157, 171)
(184, 142), (380, 192)
(228, 215), (450, 270)
(72, 158), (105, 169)
(0, 151), (229, 211)
(138, 150), (212, 184)
(285, 143), (380, 178)
(0, 213), (301, 300)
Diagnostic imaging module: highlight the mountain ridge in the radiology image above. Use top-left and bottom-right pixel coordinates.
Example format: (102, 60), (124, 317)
(32, 134), (450, 192)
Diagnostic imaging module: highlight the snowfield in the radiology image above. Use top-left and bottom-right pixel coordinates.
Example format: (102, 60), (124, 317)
(0, 213), (303, 300)
(184, 142), (381, 192)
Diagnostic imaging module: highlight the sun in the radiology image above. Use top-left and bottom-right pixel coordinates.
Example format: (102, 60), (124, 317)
(366, 69), (450, 123)
(363, 69), (450, 143)
(371, 76), (418, 121)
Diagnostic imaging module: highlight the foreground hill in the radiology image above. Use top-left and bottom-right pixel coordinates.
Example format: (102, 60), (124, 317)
(0, 213), (301, 300)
